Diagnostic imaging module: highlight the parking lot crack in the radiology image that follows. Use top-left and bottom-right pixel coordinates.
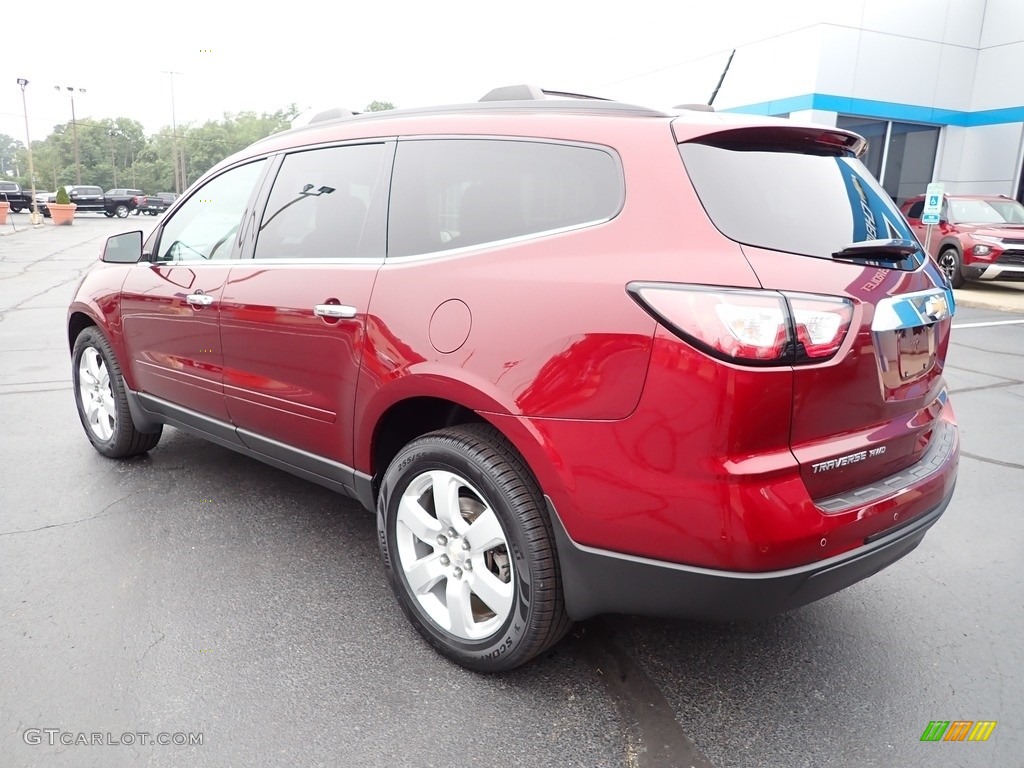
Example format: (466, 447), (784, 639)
(0, 491), (141, 536)
(960, 451), (1024, 472)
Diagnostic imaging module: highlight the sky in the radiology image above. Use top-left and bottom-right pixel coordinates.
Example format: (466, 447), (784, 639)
(1, 0), (829, 145)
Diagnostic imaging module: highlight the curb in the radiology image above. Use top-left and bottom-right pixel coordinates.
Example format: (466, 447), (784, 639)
(953, 283), (1024, 315)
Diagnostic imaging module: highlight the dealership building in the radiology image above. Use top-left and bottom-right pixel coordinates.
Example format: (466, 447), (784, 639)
(666, 0), (1024, 206)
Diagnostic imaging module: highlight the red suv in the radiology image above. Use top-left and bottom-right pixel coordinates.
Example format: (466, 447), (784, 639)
(67, 86), (959, 671)
(901, 193), (1024, 287)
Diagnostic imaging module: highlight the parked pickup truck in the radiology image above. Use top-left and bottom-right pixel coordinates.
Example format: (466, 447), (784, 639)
(135, 192), (178, 215)
(41, 186), (145, 218)
(102, 188), (146, 218)
(0, 181), (35, 212)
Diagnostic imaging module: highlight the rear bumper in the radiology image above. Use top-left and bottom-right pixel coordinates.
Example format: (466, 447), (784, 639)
(548, 482), (954, 622)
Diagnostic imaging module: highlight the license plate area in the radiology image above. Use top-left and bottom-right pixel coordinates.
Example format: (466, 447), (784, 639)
(897, 325), (936, 380)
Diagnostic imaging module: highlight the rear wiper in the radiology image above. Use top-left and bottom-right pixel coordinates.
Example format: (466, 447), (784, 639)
(832, 239), (919, 262)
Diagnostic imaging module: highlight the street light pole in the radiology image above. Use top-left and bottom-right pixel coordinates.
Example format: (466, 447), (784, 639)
(16, 78), (41, 225)
(55, 85), (86, 185)
(161, 70), (183, 194)
(108, 129), (123, 187)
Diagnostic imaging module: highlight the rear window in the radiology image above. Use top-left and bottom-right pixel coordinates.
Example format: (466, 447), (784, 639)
(679, 141), (919, 264)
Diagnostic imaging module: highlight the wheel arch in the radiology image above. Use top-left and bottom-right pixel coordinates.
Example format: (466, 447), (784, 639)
(368, 395), (488, 501)
(938, 237), (963, 258)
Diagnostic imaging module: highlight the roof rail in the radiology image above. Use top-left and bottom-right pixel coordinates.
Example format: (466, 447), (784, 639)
(479, 84), (612, 102)
(309, 107), (358, 123)
(674, 103), (715, 112)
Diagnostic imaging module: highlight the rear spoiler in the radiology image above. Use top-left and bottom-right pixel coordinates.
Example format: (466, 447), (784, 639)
(672, 123), (867, 158)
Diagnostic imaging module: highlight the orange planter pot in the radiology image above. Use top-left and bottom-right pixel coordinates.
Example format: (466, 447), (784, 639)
(0, 201), (9, 225)
(48, 202), (77, 225)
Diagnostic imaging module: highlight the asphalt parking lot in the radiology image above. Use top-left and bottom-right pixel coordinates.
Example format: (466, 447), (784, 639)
(1, 215), (1022, 768)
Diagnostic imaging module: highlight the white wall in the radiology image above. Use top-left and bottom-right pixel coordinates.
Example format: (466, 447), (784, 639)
(950, 123), (1024, 195)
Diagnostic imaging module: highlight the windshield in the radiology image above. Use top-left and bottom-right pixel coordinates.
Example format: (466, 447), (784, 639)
(947, 199), (1006, 224)
(987, 198), (1024, 224)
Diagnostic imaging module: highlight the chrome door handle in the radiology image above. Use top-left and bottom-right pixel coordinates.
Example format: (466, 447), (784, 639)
(186, 293), (214, 307)
(314, 304), (357, 319)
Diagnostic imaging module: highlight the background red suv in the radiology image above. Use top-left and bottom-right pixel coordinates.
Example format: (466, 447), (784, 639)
(68, 86), (959, 671)
(901, 193), (1024, 287)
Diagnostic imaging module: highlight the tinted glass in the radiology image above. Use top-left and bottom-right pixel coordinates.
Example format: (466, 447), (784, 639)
(680, 142), (916, 261)
(906, 200), (924, 219)
(835, 116), (886, 180)
(156, 160), (266, 262)
(881, 122), (940, 206)
(254, 143), (386, 260)
(388, 139), (622, 257)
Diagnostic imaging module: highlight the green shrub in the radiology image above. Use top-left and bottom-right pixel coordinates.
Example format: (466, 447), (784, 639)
(55, 186), (71, 205)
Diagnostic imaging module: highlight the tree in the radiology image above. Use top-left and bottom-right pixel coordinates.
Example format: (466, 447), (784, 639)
(10, 105), (301, 193)
(0, 133), (25, 177)
(364, 101), (395, 112)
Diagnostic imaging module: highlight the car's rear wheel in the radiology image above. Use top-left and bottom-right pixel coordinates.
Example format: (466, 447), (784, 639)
(115, 204), (129, 218)
(938, 247), (965, 288)
(378, 424), (571, 672)
(72, 327), (162, 458)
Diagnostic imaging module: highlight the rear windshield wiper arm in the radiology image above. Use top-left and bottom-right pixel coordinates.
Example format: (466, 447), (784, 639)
(832, 239), (919, 262)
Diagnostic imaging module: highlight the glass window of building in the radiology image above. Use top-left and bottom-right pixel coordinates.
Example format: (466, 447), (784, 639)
(835, 116), (940, 207)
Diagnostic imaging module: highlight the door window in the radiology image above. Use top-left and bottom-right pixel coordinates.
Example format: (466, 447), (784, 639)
(254, 143), (388, 260)
(155, 160), (266, 262)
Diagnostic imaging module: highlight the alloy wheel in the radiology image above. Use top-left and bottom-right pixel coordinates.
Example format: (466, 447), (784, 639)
(395, 469), (514, 641)
(78, 346), (116, 441)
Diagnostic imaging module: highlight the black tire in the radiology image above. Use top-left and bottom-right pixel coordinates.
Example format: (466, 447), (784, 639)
(938, 247), (965, 288)
(115, 204), (129, 218)
(378, 423), (571, 672)
(10, 205), (23, 213)
(72, 327), (162, 458)
(104, 211), (114, 218)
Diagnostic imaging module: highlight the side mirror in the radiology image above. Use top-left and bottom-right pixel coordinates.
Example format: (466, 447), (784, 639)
(102, 231), (144, 264)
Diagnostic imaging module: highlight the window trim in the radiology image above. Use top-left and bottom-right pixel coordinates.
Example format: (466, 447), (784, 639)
(243, 138), (396, 264)
(150, 156), (274, 265)
(384, 134), (626, 261)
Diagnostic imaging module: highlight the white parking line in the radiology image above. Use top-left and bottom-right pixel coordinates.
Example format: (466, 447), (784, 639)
(952, 319), (1024, 329)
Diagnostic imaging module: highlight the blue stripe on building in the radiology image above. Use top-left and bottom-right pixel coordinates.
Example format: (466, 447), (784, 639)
(722, 93), (1024, 127)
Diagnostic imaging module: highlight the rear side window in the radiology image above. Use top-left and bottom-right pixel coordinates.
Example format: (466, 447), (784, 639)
(679, 141), (917, 262)
(388, 139), (622, 258)
(906, 200), (924, 219)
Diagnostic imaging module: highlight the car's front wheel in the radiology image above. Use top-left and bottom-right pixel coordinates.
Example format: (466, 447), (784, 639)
(72, 327), (162, 458)
(938, 247), (965, 288)
(378, 424), (571, 672)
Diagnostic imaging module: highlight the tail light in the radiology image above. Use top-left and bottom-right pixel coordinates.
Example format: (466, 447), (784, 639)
(628, 283), (853, 365)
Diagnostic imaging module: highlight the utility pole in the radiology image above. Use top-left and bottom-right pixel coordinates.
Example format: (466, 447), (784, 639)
(17, 78), (41, 224)
(162, 71), (184, 194)
(55, 85), (86, 184)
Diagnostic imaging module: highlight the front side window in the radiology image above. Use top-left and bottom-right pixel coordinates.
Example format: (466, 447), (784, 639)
(156, 160), (266, 262)
(388, 139), (623, 258)
(254, 143), (387, 260)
